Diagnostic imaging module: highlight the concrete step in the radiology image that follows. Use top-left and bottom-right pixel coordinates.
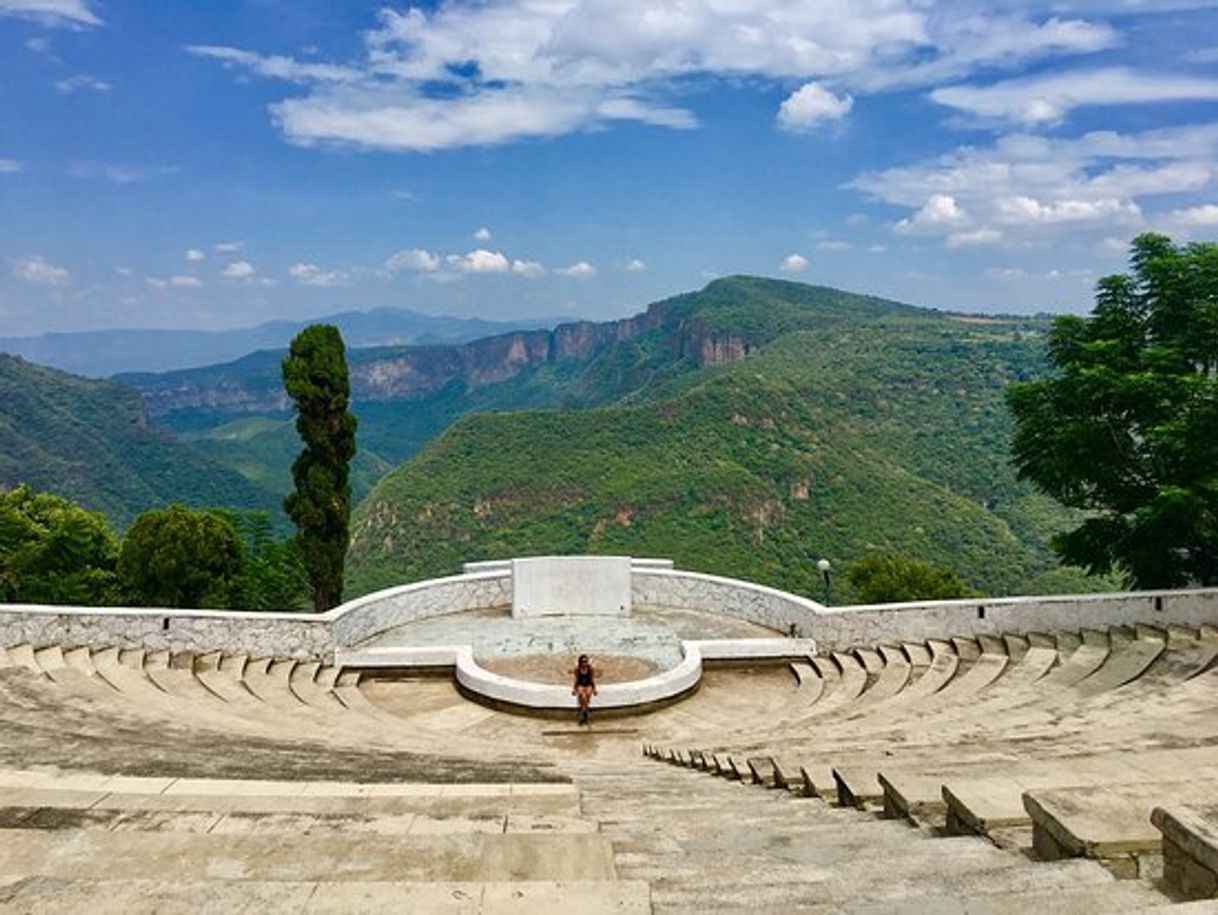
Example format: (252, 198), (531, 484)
(1026, 779), (1218, 878)
(837, 880), (1171, 914)
(882, 746), (1218, 824)
(0, 877), (651, 914)
(0, 827), (617, 883)
(1152, 801), (1218, 900)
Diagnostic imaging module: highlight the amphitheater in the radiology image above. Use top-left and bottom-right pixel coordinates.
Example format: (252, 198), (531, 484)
(2, 555), (1217, 913)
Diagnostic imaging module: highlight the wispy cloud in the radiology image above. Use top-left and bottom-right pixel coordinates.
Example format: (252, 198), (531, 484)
(67, 161), (179, 184)
(185, 46), (361, 84)
(0, 159), (23, 173)
(55, 74), (111, 94)
(0, 0), (101, 28)
(933, 67), (1218, 126)
(13, 255), (70, 286)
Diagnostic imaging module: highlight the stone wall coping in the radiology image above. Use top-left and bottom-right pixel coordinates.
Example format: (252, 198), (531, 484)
(0, 602), (313, 623)
(820, 587), (1218, 616)
(632, 566), (827, 613)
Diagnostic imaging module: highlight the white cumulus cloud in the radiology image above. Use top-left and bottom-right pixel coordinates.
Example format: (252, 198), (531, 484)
(780, 253), (809, 273)
(385, 248), (441, 272)
(896, 194), (969, 233)
(473, 226), (492, 241)
(185, 248), (206, 263)
(777, 83), (853, 132)
(1170, 203), (1218, 226)
(289, 262), (349, 286)
(193, 2), (1119, 152)
(625, 258), (647, 272)
(447, 249), (510, 273)
(13, 255), (70, 286)
(555, 260), (597, 279)
(221, 260), (257, 280)
(170, 274), (202, 288)
(213, 241), (242, 253)
(0, 159), (22, 173)
(851, 124), (1218, 247)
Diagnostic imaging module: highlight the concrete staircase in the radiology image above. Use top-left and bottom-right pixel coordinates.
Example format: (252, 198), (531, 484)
(3, 621), (1217, 910)
(0, 771), (647, 913)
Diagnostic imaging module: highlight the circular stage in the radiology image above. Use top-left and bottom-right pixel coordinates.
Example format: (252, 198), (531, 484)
(362, 607), (779, 685)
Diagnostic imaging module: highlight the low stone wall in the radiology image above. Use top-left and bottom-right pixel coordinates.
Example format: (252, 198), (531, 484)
(329, 571), (512, 647)
(632, 568), (826, 635)
(3, 559), (1218, 661)
(0, 604), (330, 659)
(808, 588), (1218, 651)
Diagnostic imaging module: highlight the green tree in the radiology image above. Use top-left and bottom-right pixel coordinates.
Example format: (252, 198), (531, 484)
(1007, 233), (1218, 588)
(282, 324), (357, 611)
(226, 510), (308, 611)
(118, 504), (245, 608)
(0, 485), (118, 605)
(845, 554), (976, 604)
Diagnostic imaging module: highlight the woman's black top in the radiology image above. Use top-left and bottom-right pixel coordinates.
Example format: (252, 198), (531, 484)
(575, 668), (594, 687)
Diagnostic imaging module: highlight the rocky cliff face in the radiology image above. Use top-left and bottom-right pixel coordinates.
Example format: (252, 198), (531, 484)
(131, 299), (680, 417)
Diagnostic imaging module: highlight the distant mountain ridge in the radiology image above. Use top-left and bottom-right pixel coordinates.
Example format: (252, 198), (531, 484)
(121, 280), (922, 420)
(0, 307), (558, 378)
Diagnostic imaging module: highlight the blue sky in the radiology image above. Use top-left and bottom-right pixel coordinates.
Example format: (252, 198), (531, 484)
(2, 1), (1218, 335)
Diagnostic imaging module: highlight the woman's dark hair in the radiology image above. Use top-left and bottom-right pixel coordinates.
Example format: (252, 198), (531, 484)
(578, 654), (589, 665)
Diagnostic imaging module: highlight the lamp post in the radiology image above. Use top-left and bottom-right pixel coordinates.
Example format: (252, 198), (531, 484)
(817, 558), (832, 605)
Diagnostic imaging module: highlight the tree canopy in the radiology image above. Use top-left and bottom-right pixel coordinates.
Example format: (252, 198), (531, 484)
(0, 485), (118, 605)
(844, 554), (976, 605)
(118, 504), (245, 608)
(283, 324), (357, 611)
(1007, 233), (1218, 588)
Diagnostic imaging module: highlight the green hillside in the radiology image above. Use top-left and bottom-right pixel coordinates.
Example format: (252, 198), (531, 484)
(0, 355), (267, 528)
(347, 277), (1105, 602)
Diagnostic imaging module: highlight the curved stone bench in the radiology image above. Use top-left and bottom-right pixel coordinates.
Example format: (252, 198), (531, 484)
(334, 638), (815, 713)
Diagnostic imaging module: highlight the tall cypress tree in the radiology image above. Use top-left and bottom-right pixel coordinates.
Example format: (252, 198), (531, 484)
(283, 324), (357, 611)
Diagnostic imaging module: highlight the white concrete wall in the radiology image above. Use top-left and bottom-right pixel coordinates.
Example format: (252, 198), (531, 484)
(512, 556), (632, 618)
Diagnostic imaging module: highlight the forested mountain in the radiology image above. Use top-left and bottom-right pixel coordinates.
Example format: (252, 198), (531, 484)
(344, 277), (1101, 601)
(6, 276), (1100, 602)
(0, 355), (266, 528)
